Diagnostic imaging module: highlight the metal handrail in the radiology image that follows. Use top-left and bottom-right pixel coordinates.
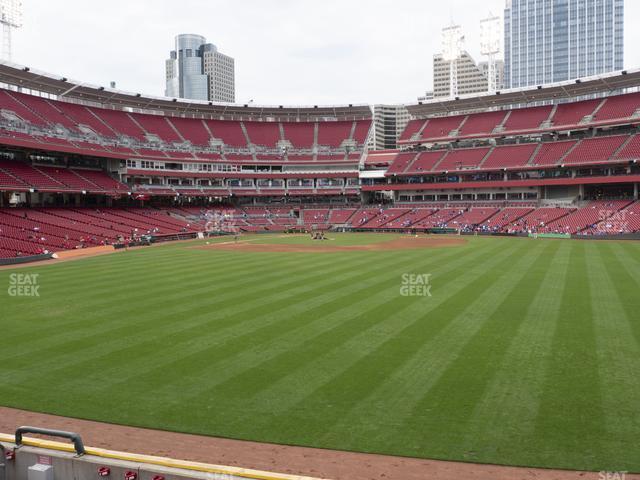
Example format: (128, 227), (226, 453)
(15, 426), (85, 456)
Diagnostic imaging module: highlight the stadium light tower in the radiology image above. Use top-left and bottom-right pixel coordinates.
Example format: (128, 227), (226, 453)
(441, 25), (464, 98)
(480, 14), (502, 93)
(0, 0), (22, 61)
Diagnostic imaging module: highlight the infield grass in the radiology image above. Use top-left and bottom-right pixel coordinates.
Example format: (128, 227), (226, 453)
(1, 234), (639, 472)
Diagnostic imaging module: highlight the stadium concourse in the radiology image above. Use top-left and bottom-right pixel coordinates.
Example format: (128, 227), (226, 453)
(1, 63), (640, 259)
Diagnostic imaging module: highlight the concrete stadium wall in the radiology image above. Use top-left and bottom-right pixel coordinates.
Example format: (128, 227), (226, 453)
(0, 434), (324, 480)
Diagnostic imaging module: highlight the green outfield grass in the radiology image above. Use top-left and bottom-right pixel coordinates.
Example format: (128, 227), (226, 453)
(1, 234), (639, 472)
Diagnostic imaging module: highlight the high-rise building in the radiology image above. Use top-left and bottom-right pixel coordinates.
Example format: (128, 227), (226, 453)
(479, 59), (505, 91)
(504, 0), (624, 89)
(433, 51), (501, 99)
(368, 105), (411, 151)
(165, 34), (235, 103)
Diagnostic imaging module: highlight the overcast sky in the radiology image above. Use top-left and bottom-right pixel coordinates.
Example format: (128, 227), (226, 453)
(12, 0), (640, 106)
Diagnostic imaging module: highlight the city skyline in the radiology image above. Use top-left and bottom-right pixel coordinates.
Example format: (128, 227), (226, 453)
(10, 0), (640, 105)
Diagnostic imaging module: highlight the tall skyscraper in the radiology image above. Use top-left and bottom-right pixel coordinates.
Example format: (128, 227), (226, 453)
(165, 34), (235, 103)
(504, 0), (624, 89)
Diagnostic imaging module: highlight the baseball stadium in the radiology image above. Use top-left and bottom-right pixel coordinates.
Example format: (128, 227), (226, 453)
(1, 46), (640, 480)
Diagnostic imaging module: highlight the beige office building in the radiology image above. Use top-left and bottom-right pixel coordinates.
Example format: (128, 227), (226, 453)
(368, 105), (411, 151)
(433, 51), (503, 99)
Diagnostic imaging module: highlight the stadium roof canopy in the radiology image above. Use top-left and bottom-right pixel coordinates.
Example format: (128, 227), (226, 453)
(0, 61), (372, 121)
(407, 68), (640, 117)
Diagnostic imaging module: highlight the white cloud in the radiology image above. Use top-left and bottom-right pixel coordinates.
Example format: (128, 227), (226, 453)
(12, 0), (639, 106)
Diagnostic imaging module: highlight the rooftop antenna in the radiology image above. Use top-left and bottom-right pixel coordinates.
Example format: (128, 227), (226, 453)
(0, 0), (22, 61)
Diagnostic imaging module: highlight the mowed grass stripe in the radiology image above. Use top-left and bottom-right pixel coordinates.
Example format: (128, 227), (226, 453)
(1, 248), (321, 343)
(0, 249), (393, 384)
(0, 249), (354, 361)
(148, 239), (512, 432)
(608, 242), (640, 345)
(586, 243), (640, 471)
(245, 239), (534, 447)
(533, 242), (606, 471)
(257, 239), (546, 447)
(322, 239), (559, 458)
(455, 240), (572, 467)
(95, 240), (496, 417)
(56, 247), (438, 396)
(358, 240), (559, 461)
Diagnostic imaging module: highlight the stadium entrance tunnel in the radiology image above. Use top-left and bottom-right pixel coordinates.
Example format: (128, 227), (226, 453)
(0, 431), (324, 480)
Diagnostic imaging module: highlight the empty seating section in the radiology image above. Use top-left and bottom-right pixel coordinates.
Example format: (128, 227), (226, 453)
(404, 151), (446, 174)
(481, 144), (538, 170)
(594, 92), (640, 122)
(304, 209), (330, 225)
(386, 152), (417, 175)
(419, 115), (465, 141)
(131, 114), (182, 143)
(0, 167), (27, 188)
(506, 207), (574, 233)
(90, 108), (147, 141)
(0, 90), (48, 126)
(0, 89), (370, 168)
(0, 160), (127, 192)
(4, 202), (640, 257)
(136, 148), (169, 158)
(0, 160), (63, 189)
(436, 147), (490, 172)
(561, 136), (627, 165)
(244, 122), (281, 148)
(328, 209), (357, 224)
(71, 140), (108, 152)
(403, 93), (640, 144)
(352, 120), (371, 145)
(542, 201), (631, 234)
(282, 123), (315, 148)
(206, 120), (247, 148)
(360, 209), (409, 228)
(383, 208), (436, 228)
(503, 105), (552, 131)
(530, 140), (577, 166)
(480, 208), (534, 231)
(448, 208), (499, 230)
(551, 99), (600, 127)
(348, 208), (380, 227)
(74, 169), (129, 192)
(317, 121), (353, 147)
(11, 92), (78, 131)
(459, 111), (506, 136)
(399, 119), (426, 142)
(168, 118), (211, 146)
(36, 167), (97, 191)
(615, 134), (640, 160)
(53, 102), (115, 136)
(413, 208), (463, 228)
(588, 201), (640, 234)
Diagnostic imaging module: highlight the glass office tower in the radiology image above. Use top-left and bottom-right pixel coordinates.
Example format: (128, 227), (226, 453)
(504, 0), (624, 89)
